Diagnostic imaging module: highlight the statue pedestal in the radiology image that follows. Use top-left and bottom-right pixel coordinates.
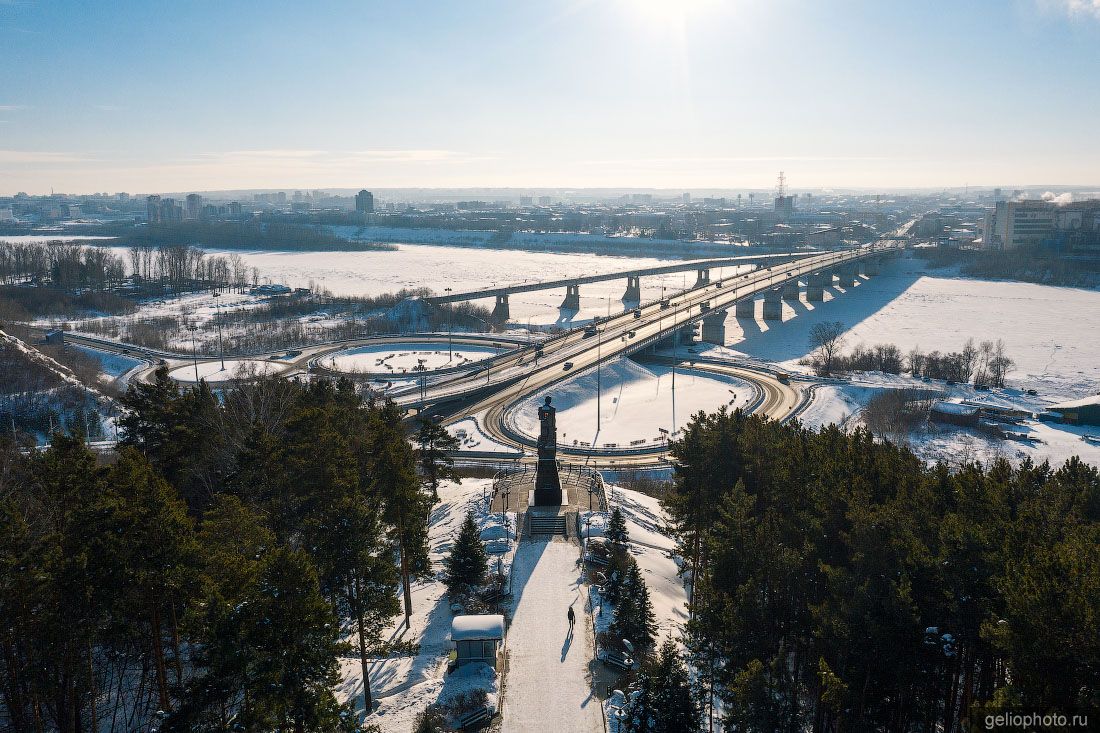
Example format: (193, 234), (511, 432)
(530, 488), (567, 507)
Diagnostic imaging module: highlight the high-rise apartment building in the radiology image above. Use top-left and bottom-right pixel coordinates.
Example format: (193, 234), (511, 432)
(355, 189), (375, 214)
(146, 195), (162, 223)
(185, 193), (202, 219)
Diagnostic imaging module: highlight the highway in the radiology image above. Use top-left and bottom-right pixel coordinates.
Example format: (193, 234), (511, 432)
(405, 241), (900, 468)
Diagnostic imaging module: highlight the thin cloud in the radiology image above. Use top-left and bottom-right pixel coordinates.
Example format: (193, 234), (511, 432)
(1039, 0), (1100, 18)
(0, 150), (95, 164)
(0, 105), (28, 111)
(204, 149), (478, 164)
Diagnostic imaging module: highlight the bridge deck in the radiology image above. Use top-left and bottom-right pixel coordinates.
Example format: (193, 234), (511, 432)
(425, 251), (826, 303)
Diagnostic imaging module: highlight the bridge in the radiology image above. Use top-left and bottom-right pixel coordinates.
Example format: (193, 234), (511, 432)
(421, 251), (830, 320)
(391, 240), (903, 466)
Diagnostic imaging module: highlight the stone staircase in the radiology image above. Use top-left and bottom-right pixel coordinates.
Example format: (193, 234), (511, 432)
(527, 512), (567, 537)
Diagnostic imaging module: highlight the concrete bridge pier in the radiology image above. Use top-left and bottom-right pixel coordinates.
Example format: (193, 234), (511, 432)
(701, 309), (728, 345)
(560, 283), (581, 310)
(782, 280), (801, 301)
(862, 258), (881, 277)
(762, 288), (783, 321)
(492, 294), (510, 322)
(806, 272), (827, 302)
(839, 267), (859, 288)
(622, 275), (641, 303)
(694, 268), (711, 288)
(734, 299), (755, 318)
(679, 323), (698, 345)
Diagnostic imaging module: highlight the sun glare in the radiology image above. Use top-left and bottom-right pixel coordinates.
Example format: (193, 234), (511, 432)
(621, 0), (718, 26)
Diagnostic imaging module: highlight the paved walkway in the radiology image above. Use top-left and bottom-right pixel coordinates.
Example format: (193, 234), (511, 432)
(501, 538), (602, 732)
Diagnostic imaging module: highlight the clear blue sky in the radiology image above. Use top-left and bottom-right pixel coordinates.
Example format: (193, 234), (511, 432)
(2, 0), (1098, 194)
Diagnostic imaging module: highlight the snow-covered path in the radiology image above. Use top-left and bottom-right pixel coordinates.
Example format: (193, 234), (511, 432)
(502, 538), (603, 733)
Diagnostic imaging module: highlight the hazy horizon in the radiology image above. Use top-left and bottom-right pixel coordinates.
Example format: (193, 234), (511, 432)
(3, 0), (1099, 195)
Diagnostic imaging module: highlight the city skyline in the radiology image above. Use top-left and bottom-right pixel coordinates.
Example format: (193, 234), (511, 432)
(2, 0), (1100, 194)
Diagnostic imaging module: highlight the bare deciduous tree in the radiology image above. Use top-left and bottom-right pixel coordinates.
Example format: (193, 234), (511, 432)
(809, 321), (846, 375)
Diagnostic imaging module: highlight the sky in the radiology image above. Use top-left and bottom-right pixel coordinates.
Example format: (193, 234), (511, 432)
(1, 0), (1099, 194)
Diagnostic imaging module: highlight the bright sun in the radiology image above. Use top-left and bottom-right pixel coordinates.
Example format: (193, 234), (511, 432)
(622, 0), (717, 26)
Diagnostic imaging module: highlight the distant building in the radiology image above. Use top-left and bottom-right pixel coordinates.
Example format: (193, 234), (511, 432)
(980, 200), (1056, 250)
(930, 401), (980, 427)
(519, 196), (533, 206)
(146, 195), (162, 223)
(774, 194), (796, 219)
(1049, 395), (1100, 426)
(228, 201), (243, 216)
(537, 196), (552, 206)
(682, 192), (691, 203)
(0, 207), (14, 222)
(355, 189), (375, 214)
(185, 193), (202, 219)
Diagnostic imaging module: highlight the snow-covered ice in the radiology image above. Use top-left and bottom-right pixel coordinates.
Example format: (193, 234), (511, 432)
(501, 538), (603, 733)
(320, 341), (505, 373)
(716, 253), (1100, 402)
(508, 358), (752, 448)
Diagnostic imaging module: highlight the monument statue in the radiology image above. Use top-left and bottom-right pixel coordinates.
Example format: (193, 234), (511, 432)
(533, 395), (562, 505)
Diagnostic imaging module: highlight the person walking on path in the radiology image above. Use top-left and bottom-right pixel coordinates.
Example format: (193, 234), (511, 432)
(567, 605), (575, 630)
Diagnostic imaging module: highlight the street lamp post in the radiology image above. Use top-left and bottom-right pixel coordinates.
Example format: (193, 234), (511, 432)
(188, 325), (199, 382)
(213, 289), (225, 371)
(596, 327), (602, 438)
(443, 288), (453, 362)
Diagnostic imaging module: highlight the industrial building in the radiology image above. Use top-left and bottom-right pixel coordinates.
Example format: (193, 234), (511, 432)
(1049, 395), (1100, 427)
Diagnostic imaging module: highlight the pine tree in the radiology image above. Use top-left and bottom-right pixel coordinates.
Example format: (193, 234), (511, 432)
(234, 548), (352, 732)
(612, 560), (656, 648)
(444, 510), (488, 595)
(367, 401), (430, 629)
(415, 417), (460, 502)
(621, 638), (701, 733)
(607, 507), (630, 548)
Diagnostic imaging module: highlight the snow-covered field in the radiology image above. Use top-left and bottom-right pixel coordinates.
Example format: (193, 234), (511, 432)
(166, 358), (284, 383)
(73, 345), (144, 380)
(320, 341), (505, 373)
(508, 358), (752, 448)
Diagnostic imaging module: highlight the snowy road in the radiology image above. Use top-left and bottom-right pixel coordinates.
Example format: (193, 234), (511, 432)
(502, 538), (603, 733)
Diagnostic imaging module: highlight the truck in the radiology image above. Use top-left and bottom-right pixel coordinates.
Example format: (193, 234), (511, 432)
(583, 324), (598, 338)
(633, 308), (642, 318)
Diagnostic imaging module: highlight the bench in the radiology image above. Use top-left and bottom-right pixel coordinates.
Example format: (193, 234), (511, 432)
(601, 649), (635, 671)
(456, 706), (493, 730)
(585, 552), (611, 567)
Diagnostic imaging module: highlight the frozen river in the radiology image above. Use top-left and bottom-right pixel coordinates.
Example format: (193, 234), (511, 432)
(189, 243), (750, 326)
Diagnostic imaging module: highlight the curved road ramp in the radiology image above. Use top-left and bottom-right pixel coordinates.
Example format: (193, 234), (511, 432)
(501, 533), (603, 732)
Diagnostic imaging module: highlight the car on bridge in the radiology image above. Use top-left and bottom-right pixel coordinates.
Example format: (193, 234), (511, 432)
(633, 308), (641, 318)
(563, 361), (574, 371)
